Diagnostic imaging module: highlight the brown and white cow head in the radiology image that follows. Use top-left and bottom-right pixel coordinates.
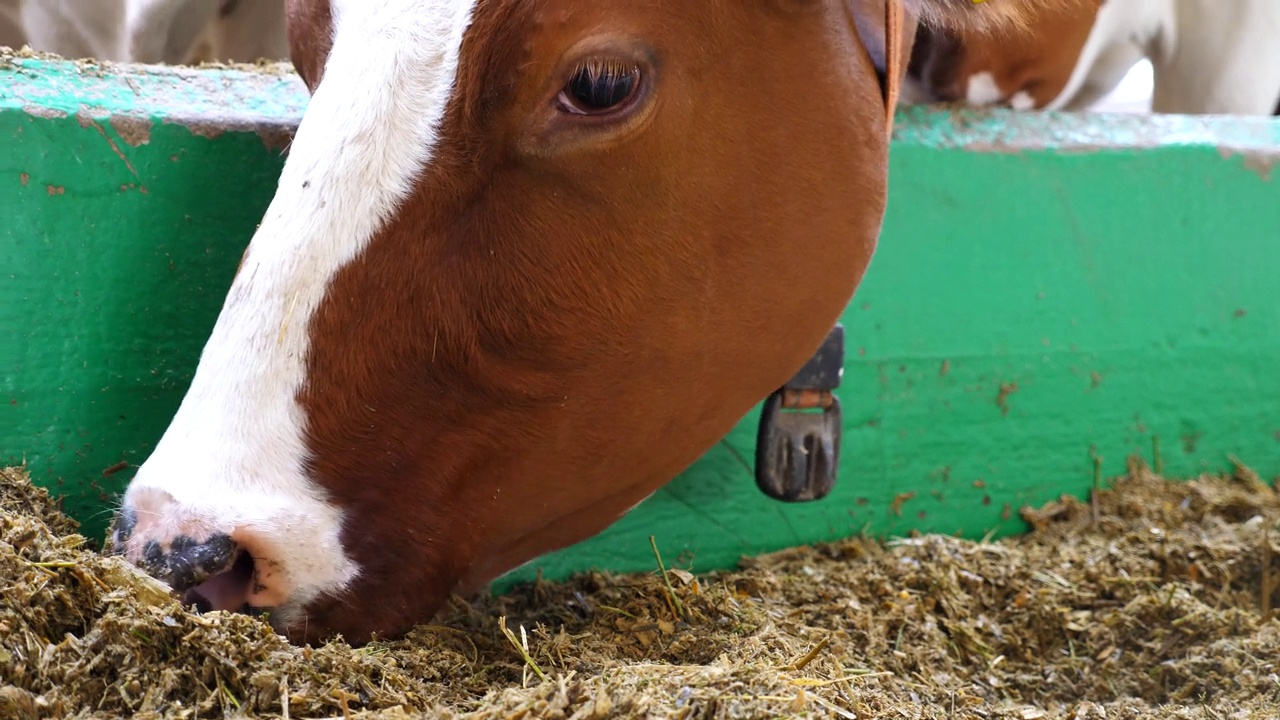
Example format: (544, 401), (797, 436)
(909, 0), (1103, 110)
(111, 0), (1060, 645)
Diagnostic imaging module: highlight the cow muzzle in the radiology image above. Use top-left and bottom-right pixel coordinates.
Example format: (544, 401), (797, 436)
(108, 488), (278, 616)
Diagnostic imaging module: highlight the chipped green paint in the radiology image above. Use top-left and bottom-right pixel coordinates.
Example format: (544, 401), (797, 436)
(3, 57), (1279, 593)
(2, 56), (305, 527)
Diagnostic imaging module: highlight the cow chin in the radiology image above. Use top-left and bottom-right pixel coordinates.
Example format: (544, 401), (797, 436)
(282, 569), (455, 646)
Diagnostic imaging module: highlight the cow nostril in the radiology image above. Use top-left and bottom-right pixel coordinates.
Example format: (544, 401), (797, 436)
(189, 593), (214, 614)
(107, 507), (138, 553)
(183, 550), (258, 615)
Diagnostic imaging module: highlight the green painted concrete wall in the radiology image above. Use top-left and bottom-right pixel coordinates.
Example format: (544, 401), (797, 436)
(4, 57), (1279, 590)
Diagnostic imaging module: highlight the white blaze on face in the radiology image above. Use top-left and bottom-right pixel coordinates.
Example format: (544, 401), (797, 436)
(122, 0), (478, 625)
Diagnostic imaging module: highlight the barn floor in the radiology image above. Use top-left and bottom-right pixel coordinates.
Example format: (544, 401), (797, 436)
(3, 461), (1279, 720)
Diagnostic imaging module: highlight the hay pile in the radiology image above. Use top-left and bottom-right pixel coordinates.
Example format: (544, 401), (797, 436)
(3, 462), (1279, 719)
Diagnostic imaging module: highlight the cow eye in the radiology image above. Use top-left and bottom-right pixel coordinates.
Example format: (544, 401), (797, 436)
(558, 59), (641, 115)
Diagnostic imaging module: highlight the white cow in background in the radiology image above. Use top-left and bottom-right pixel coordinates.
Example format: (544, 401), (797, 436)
(905, 0), (1280, 117)
(0, 0), (287, 65)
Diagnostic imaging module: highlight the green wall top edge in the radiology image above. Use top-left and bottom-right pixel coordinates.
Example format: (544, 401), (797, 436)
(892, 105), (1280, 159)
(4, 54), (1280, 163)
(0, 56), (309, 136)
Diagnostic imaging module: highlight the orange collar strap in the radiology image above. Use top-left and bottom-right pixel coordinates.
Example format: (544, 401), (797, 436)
(884, 0), (904, 139)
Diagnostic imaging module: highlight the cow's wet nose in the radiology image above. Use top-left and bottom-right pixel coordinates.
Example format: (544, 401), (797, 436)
(111, 486), (289, 617)
(136, 533), (240, 592)
(120, 523), (263, 614)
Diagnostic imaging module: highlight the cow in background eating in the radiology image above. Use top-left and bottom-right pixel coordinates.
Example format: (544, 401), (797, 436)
(907, 0), (1280, 115)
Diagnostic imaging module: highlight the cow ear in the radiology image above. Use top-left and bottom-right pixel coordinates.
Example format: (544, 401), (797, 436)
(849, 0), (919, 106)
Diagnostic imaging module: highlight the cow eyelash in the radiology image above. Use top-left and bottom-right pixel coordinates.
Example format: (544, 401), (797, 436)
(557, 58), (642, 116)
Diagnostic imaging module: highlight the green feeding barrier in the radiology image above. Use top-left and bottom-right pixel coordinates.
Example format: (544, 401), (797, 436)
(3, 55), (1279, 590)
